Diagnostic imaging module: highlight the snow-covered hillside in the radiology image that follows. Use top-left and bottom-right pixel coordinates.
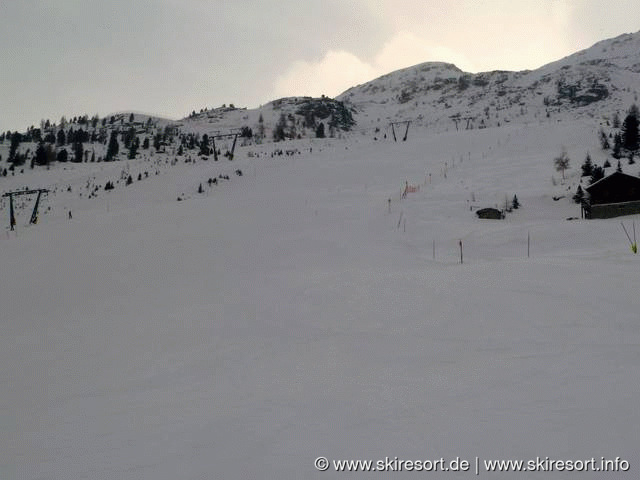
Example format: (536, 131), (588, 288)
(2, 114), (640, 478)
(153, 30), (640, 141)
(179, 96), (355, 145)
(338, 31), (640, 133)
(2, 29), (640, 480)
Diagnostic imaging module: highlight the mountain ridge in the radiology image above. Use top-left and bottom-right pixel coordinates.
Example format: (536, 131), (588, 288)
(336, 30), (640, 133)
(173, 29), (640, 138)
(3, 30), (640, 140)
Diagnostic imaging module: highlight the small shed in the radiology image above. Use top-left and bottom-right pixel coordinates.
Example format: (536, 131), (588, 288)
(476, 207), (504, 220)
(584, 171), (640, 219)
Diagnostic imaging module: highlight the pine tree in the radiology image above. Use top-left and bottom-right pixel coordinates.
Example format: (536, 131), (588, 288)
(200, 134), (210, 156)
(315, 123), (325, 138)
(35, 143), (48, 166)
(143, 137), (150, 149)
(9, 132), (22, 164)
(106, 131), (119, 161)
(613, 112), (621, 128)
(122, 127), (134, 148)
(57, 148), (68, 162)
(621, 104), (639, 151)
(612, 133), (622, 158)
(273, 114), (287, 142)
(553, 147), (570, 180)
(128, 137), (138, 159)
(126, 175), (133, 185)
(45, 144), (55, 165)
(603, 159), (611, 168)
(31, 127), (42, 143)
(581, 153), (593, 176)
(599, 128), (610, 149)
(257, 113), (265, 139)
(573, 185), (584, 204)
(511, 194), (520, 209)
(72, 141), (83, 163)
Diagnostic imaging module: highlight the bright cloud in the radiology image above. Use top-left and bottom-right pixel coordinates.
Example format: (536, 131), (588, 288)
(271, 31), (477, 100)
(373, 31), (477, 73)
(271, 50), (378, 100)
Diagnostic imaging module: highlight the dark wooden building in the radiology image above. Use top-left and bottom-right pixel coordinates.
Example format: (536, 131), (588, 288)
(476, 207), (504, 220)
(584, 171), (640, 219)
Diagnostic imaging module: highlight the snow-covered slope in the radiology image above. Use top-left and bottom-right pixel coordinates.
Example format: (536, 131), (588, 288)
(2, 115), (640, 478)
(2, 29), (640, 480)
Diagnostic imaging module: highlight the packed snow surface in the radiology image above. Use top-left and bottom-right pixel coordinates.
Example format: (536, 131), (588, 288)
(1, 120), (639, 479)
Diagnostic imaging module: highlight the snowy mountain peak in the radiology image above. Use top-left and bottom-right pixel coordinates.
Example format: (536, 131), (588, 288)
(337, 31), (640, 132)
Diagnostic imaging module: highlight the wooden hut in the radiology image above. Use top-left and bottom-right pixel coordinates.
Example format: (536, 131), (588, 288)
(584, 171), (640, 219)
(476, 207), (505, 220)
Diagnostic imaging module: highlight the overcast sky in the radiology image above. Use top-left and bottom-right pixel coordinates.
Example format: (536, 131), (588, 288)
(1, 0), (638, 133)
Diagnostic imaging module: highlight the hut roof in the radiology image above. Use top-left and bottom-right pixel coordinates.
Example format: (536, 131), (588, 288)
(585, 171), (640, 205)
(585, 171), (640, 192)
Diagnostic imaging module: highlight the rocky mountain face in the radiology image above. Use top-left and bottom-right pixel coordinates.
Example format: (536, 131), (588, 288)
(337, 31), (640, 133)
(178, 96), (355, 141)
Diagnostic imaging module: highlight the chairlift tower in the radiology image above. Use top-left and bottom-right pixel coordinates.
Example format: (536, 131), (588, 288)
(389, 120), (411, 142)
(209, 129), (241, 161)
(463, 116), (476, 130)
(2, 188), (50, 231)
